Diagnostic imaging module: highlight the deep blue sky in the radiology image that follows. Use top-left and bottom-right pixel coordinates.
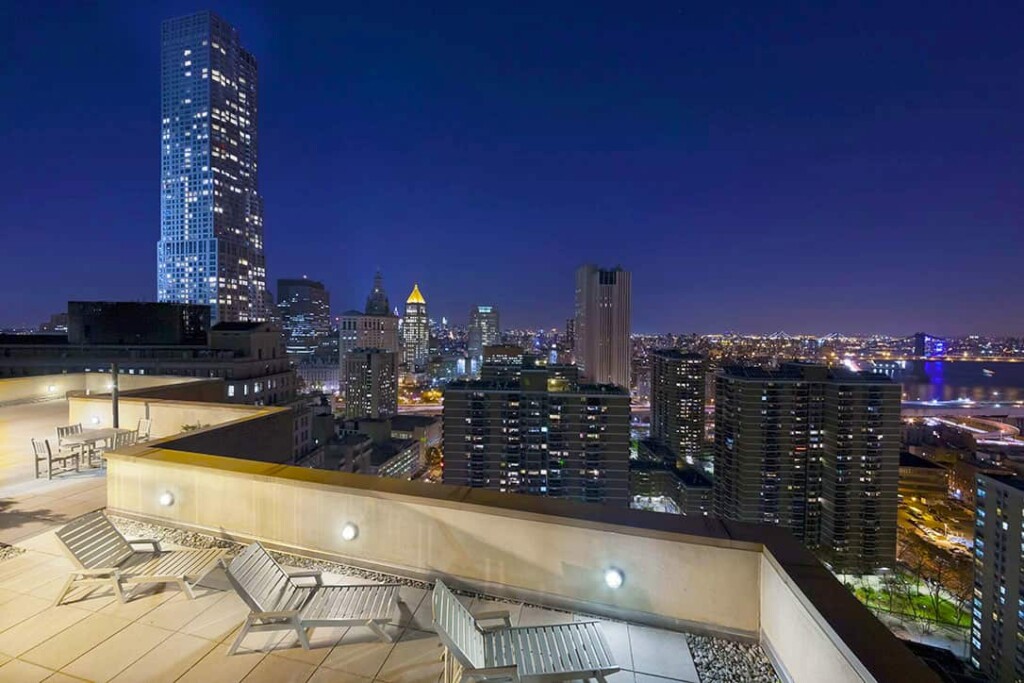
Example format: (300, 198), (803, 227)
(1, 2), (1022, 334)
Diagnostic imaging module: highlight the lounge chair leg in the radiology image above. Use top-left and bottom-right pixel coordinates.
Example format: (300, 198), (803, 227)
(228, 616), (253, 656)
(179, 580), (196, 600)
(368, 620), (391, 642)
(112, 578), (127, 603)
(294, 619), (312, 650)
(596, 674), (608, 683)
(53, 576), (76, 607)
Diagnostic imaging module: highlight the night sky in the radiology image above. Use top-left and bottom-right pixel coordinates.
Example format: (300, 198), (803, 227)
(1, 2), (1022, 334)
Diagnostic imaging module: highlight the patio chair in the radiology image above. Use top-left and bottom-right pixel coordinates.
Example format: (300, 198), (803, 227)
(137, 418), (153, 442)
(54, 511), (226, 606)
(56, 423), (87, 460)
(32, 438), (79, 480)
(92, 429), (136, 468)
(432, 579), (618, 683)
(223, 542), (401, 655)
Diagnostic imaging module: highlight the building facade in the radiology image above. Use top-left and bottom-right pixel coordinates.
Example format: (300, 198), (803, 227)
(0, 308), (296, 407)
(343, 348), (398, 419)
(443, 365), (630, 506)
(650, 350), (706, 468)
(68, 301), (209, 346)
(402, 284), (429, 371)
(714, 363), (900, 572)
(972, 473), (1024, 681)
(157, 11), (270, 323)
(898, 451), (948, 506)
(480, 344), (525, 383)
(277, 278), (331, 357)
(467, 305), (500, 363)
(573, 265), (631, 388)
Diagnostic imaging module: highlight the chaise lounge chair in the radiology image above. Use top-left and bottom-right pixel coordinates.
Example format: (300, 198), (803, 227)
(54, 510), (225, 606)
(432, 579), (619, 683)
(223, 541), (402, 654)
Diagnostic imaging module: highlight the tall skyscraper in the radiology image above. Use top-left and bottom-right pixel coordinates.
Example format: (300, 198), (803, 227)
(443, 363), (630, 506)
(344, 349), (398, 419)
(365, 270), (390, 316)
(402, 284), (429, 371)
(467, 305), (500, 363)
(650, 350), (706, 468)
(714, 363), (900, 572)
(338, 273), (399, 389)
(158, 11), (270, 323)
(573, 265), (631, 388)
(971, 472), (1024, 681)
(277, 278), (330, 357)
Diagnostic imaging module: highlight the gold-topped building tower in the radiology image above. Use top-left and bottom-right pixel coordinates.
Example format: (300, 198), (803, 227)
(402, 283), (429, 372)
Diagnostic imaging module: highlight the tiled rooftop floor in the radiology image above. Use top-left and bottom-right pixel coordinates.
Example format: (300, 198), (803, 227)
(0, 530), (705, 683)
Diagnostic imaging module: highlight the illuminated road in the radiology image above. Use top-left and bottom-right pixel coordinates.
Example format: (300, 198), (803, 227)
(398, 404), (443, 416)
(902, 400), (1024, 418)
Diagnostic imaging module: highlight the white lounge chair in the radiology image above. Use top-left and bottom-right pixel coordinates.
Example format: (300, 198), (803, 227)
(432, 579), (618, 683)
(54, 511), (225, 606)
(223, 542), (402, 655)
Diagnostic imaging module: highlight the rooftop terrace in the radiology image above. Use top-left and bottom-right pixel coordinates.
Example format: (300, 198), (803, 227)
(0, 375), (940, 683)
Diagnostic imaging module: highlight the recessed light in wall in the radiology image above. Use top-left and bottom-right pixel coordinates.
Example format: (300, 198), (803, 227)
(604, 567), (624, 589)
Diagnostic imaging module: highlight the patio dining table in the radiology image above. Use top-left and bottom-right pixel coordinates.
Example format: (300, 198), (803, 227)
(60, 427), (132, 449)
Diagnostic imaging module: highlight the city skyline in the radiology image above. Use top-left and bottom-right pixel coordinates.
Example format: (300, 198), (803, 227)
(2, 2), (1024, 335)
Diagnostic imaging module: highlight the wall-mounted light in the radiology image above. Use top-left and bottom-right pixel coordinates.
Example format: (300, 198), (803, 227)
(47, 385), (56, 393)
(91, 416), (101, 425)
(341, 522), (359, 541)
(158, 491), (175, 507)
(604, 567), (624, 589)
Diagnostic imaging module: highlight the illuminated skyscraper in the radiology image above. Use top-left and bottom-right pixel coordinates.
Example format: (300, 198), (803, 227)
(573, 265), (631, 388)
(344, 349), (398, 419)
(467, 305), (500, 363)
(157, 11), (270, 323)
(651, 350), (706, 467)
(443, 365), (630, 506)
(277, 278), (331, 357)
(714, 363), (900, 572)
(402, 284), (428, 371)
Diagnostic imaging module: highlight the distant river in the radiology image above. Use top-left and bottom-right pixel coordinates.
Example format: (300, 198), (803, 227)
(864, 361), (1024, 402)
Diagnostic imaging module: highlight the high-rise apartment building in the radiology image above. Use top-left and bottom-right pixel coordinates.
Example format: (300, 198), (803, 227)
(344, 349), (398, 419)
(467, 306), (500, 363)
(573, 265), (630, 388)
(650, 350), (706, 468)
(277, 278), (331, 357)
(971, 472), (1024, 681)
(443, 364), (630, 506)
(480, 344), (525, 383)
(714, 363), (899, 572)
(402, 284), (429, 371)
(158, 12), (270, 323)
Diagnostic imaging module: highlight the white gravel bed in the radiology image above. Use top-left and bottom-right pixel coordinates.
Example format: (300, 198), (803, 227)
(0, 544), (25, 563)
(688, 634), (780, 682)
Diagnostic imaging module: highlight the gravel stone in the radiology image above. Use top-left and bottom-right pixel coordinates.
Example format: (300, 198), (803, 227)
(687, 633), (780, 682)
(0, 544), (25, 563)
